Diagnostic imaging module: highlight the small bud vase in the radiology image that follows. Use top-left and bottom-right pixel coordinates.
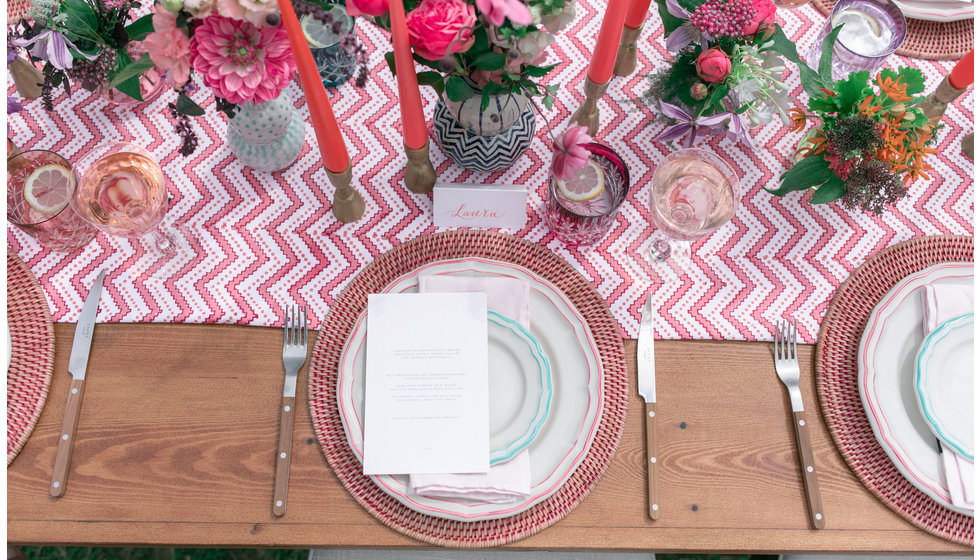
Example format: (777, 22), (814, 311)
(226, 91), (306, 172)
(433, 84), (536, 172)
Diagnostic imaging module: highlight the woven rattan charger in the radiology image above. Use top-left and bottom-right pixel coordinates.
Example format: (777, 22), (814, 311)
(307, 230), (629, 547)
(811, 0), (973, 60)
(816, 235), (974, 545)
(6, 249), (56, 465)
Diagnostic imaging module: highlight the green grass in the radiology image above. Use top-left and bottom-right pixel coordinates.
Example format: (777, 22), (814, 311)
(19, 550), (758, 560)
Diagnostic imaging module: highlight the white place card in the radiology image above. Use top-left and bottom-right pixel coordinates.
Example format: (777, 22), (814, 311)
(433, 182), (528, 230)
(363, 292), (489, 475)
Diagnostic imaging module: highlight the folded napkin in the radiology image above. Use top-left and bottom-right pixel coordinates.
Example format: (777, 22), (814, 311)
(408, 274), (532, 503)
(920, 283), (974, 511)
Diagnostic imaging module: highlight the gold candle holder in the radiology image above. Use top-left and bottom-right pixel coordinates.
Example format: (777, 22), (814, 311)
(325, 160), (365, 223)
(570, 77), (610, 137)
(915, 75), (971, 123)
(962, 132), (974, 160)
(404, 140), (436, 194)
(613, 25), (644, 77)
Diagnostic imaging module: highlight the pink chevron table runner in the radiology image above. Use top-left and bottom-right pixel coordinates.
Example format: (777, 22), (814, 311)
(6, 3), (974, 344)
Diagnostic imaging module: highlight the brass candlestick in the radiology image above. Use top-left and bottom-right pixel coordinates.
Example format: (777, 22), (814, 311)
(962, 132), (974, 160)
(404, 140), (436, 194)
(570, 77), (610, 137)
(913, 74), (972, 159)
(613, 25), (644, 77)
(325, 160), (365, 223)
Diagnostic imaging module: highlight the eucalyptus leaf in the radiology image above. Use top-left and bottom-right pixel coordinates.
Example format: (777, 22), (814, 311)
(818, 25), (844, 84)
(108, 53), (154, 88)
(125, 14), (155, 42)
(809, 175), (846, 203)
(767, 156), (834, 196)
(176, 93), (205, 116)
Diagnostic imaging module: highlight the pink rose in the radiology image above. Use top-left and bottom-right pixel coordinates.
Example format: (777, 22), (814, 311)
(743, 0), (776, 35)
(143, 8), (191, 87)
(346, 0), (389, 17)
(406, 0), (477, 61)
(695, 47), (731, 83)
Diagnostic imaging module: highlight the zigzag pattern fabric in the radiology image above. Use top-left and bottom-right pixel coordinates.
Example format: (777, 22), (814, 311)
(6, 3), (974, 343)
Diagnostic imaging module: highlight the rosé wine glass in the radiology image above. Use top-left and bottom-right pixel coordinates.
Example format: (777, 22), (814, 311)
(70, 142), (177, 256)
(7, 150), (97, 252)
(544, 143), (630, 246)
(642, 148), (740, 276)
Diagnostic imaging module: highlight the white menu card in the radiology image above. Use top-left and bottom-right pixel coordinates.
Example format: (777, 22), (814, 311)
(363, 292), (489, 475)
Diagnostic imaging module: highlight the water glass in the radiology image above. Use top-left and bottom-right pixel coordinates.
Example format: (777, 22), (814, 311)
(805, 0), (907, 81)
(7, 150), (97, 252)
(309, 4), (358, 87)
(544, 143), (630, 246)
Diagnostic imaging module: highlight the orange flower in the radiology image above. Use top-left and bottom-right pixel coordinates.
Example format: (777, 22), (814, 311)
(858, 95), (883, 117)
(798, 133), (828, 157)
(819, 88), (838, 98)
(876, 73), (913, 102)
(900, 137), (938, 183)
(788, 108), (808, 133)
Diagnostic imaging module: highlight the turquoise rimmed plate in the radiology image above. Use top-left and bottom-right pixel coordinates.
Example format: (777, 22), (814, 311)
(915, 313), (974, 460)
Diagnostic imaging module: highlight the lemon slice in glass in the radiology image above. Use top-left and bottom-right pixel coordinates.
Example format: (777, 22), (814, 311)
(301, 8), (351, 49)
(557, 159), (605, 202)
(23, 163), (73, 215)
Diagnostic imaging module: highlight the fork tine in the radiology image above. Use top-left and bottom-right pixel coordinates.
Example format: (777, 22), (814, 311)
(301, 306), (307, 348)
(792, 318), (798, 359)
(775, 319), (783, 360)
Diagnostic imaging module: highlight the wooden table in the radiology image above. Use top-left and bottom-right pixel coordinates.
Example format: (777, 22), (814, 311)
(7, 323), (973, 554)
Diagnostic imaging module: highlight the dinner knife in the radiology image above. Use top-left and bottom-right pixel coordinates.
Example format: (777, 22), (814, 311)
(50, 270), (106, 498)
(637, 293), (659, 520)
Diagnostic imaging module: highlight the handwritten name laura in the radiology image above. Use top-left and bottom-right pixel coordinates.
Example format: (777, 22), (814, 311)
(445, 204), (505, 219)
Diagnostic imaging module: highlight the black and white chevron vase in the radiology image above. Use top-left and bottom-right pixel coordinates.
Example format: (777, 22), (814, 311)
(433, 99), (536, 172)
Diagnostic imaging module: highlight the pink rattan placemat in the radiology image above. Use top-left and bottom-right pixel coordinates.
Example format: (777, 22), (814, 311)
(307, 230), (629, 547)
(7, 249), (56, 466)
(815, 235), (974, 545)
(812, 0), (974, 60)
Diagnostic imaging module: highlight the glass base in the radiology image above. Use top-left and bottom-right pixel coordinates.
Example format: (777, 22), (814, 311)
(622, 230), (703, 284)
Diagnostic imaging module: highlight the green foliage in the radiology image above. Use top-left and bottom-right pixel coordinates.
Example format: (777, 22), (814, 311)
(655, 0), (686, 35)
(810, 175), (847, 203)
(768, 156), (836, 196)
(176, 93), (206, 116)
(125, 14), (155, 42)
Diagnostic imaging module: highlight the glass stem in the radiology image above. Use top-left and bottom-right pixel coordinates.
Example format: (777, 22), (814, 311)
(151, 228), (177, 258)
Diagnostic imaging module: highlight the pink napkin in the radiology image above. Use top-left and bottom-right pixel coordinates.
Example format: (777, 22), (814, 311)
(408, 274), (532, 503)
(920, 283), (974, 511)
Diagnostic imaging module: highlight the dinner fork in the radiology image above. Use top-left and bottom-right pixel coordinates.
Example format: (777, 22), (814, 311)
(774, 319), (825, 529)
(273, 305), (308, 517)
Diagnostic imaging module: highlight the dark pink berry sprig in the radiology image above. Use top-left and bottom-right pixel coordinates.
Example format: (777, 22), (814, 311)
(691, 0), (755, 38)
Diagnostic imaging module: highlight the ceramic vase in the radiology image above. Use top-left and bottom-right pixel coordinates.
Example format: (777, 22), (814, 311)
(226, 91), (305, 172)
(433, 86), (536, 172)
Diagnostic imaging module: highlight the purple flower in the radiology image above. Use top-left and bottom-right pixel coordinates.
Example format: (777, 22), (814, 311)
(8, 97), (24, 114)
(7, 49), (17, 64)
(655, 101), (728, 147)
(12, 30), (95, 70)
(663, 0), (708, 51)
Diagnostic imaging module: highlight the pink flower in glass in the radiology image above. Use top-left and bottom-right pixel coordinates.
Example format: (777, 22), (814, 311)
(552, 124), (592, 181)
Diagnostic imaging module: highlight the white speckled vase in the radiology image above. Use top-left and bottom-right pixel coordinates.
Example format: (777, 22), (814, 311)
(227, 91), (305, 172)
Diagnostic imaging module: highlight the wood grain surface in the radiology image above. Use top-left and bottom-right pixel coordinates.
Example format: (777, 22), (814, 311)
(6, 323), (973, 553)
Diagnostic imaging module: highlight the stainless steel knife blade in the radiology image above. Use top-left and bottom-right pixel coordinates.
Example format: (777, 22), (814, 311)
(68, 270), (106, 380)
(637, 293), (656, 404)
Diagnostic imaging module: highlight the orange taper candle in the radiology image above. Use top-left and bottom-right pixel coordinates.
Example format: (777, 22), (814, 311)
(276, 0), (350, 173)
(587, 0), (629, 84)
(949, 50), (974, 90)
(624, 0), (652, 29)
(388, 0), (428, 150)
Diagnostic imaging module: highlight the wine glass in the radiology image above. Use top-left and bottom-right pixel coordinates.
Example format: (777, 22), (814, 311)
(69, 142), (177, 256)
(638, 148), (740, 279)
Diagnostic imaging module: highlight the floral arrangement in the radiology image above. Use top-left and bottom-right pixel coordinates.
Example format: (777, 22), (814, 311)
(346, 0), (575, 110)
(642, 0), (804, 147)
(143, 0), (297, 154)
(10, 0), (158, 106)
(768, 28), (938, 215)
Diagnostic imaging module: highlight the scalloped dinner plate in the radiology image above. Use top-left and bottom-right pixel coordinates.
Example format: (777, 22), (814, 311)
(915, 313), (974, 461)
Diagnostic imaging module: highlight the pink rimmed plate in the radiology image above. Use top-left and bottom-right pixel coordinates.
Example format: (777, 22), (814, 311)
(337, 257), (603, 521)
(858, 262), (974, 517)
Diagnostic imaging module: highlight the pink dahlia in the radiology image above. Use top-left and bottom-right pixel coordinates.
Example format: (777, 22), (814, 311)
(189, 15), (296, 105)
